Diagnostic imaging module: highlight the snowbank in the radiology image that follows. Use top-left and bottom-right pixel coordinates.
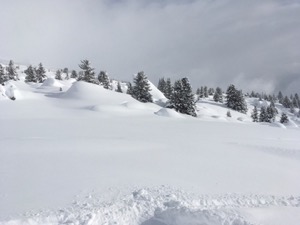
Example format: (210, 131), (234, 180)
(40, 78), (64, 88)
(155, 108), (185, 118)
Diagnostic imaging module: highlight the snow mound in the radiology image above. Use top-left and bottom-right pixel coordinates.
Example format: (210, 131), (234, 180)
(155, 108), (185, 118)
(40, 78), (64, 88)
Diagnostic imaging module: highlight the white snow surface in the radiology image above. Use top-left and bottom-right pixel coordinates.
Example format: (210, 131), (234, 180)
(0, 69), (300, 225)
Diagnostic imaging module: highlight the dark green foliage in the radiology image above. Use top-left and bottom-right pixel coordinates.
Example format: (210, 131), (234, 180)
(168, 77), (196, 117)
(213, 87), (223, 103)
(280, 113), (289, 124)
(24, 65), (37, 82)
(126, 82), (133, 95)
(7, 60), (18, 80)
(132, 71), (153, 103)
(157, 78), (166, 93)
(98, 71), (111, 89)
(164, 78), (173, 99)
(116, 82), (122, 93)
(36, 63), (47, 83)
(55, 70), (62, 80)
(78, 60), (96, 83)
(259, 106), (267, 122)
(226, 84), (247, 113)
(70, 70), (78, 79)
(251, 106), (259, 122)
(0, 64), (8, 84)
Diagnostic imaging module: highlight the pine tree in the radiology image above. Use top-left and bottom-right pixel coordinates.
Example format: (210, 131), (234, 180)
(24, 65), (37, 83)
(116, 82), (122, 93)
(277, 91), (284, 104)
(164, 78), (172, 99)
(204, 86), (208, 97)
(157, 78), (166, 93)
(78, 60), (96, 83)
(132, 71), (153, 103)
(226, 84), (247, 113)
(36, 63), (47, 83)
(55, 70), (62, 80)
(280, 113), (289, 124)
(199, 86), (204, 98)
(7, 60), (18, 80)
(282, 96), (291, 108)
(63, 68), (69, 80)
(0, 64), (8, 85)
(70, 70), (78, 79)
(98, 71), (111, 89)
(126, 82), (133, 95)
(208, 88), (214, 96)
(259, 106), (268, 122)
(251, 106), (259, 122)
(168, 78), (196, 117)
(213, 87), (223, 103)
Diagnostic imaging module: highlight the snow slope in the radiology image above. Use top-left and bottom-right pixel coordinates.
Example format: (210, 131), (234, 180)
(0, 69), (300, 224)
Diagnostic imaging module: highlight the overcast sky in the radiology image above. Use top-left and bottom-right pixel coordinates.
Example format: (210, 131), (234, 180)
(1, 0), (300, 94)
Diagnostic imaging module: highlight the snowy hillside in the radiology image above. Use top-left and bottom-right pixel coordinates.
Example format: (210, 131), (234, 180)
(0, 65), (300, 225)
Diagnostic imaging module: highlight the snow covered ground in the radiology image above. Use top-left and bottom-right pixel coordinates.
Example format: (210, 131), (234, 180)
(0, 68), (300, 225)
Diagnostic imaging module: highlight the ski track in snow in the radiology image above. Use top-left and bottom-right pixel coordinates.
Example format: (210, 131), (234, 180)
(1, 187), (299, 225)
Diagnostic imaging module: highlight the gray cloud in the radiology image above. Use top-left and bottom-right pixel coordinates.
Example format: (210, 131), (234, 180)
(0, 0), (300, 94)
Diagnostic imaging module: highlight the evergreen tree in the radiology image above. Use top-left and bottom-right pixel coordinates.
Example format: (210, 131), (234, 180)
(7, 60), (18, 80)
(98, 71), (111, 89)
(55, 70), (62, 80)
(226, 84), (247, 113)
(251, 106), (259, 122)
(36, 63), (47, 83)
(164, 78), (173, 99)
(204, 86), (208, 97)
(157, 78), (166, 93)
(213, 87), (223, 103)
(208, 88), (214, 96)
(132, 71), (153, 103)
(266, 105), (277, 122)
(70, 70), (78, 79)
(282, 96), (291, 108)
(277, 91), (284, 104)
(292, 94), (299, 108)
(78, 60), (96, 83)
(126, 82), (133, 95)
(259, 106), (268, 122)
(280, 113), (289, 124)
(168, 78), (196, 117)
(0, 64), (8, 85)
(199, 86), (204, 98)
(63, 68), (69, 80)
(24, 65), (37, 82)
(116, 82), (122, 93)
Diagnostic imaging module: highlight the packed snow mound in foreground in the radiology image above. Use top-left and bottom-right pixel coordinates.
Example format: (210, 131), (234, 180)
(62, 81), (134, 103)
(155, 108), (185, 118)
(40, 78), (64, 88)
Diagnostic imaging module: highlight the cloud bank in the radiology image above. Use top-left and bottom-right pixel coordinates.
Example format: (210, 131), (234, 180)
(0, 0), (300, 94)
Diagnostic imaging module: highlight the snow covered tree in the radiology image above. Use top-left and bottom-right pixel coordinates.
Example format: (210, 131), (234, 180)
(70, 70), (78, 79)
(116, 82), (122, 93)
(0, 64), (8, 85)
(226, 84), (247, 113)
(213, 87), (223, 103)
(98, 71), (111, 89)
(164, 78), (173, 99)
(277, 91), (284, 104)
(168, 78), (197, 117)
(6, 60), (18, 80)
(203, 86), (208, 97)
(126, 82), (133, 95)
(251, 106), (259, 122)
(208, 88), (214, 96)
(266, 105), (277, 122)
(78, 60), (96, 83)
(24, 65), (37, 83)
(227, 110), (231, 117)
(132, 71), (153, 103)
(282, 96), (291, 108)
(280, 113), (289, 124)
(36, 63), (47, 83)
(63, 68), (69, 80)
(157, 78), (166, 93)
(55, 70), (62, 80)
(259, 106), (268, 122)
(199, 86), (204, 98)
(292, 94), (299, 108)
